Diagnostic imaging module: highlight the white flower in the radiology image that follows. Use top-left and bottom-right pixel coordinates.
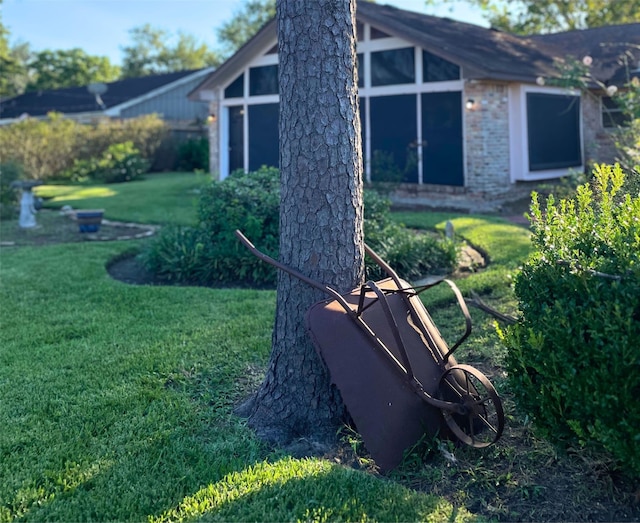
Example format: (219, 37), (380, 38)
(582, 55), (593, 66)
(606, 85), (618, 96)
(536, 76), (546, 86)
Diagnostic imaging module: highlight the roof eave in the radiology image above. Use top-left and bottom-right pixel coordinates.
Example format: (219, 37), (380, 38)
(189, 19), (278, 101)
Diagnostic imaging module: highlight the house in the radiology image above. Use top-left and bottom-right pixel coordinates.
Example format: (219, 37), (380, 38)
(0, 68), (215, 133)
(189, 3), (640, 210)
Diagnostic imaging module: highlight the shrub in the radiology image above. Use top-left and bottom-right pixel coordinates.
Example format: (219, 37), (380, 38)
(176, 136), (209, 172)
(363, 191), (458, 280)
(0, 161), (24, 219)
(500, 164), (640, 477)
(0, 113), (85, 180)
(67, 142), (149, 183)
(142, 167), (280, 286)
(142, 168), (458, 287)
(0, 113), (167, 181)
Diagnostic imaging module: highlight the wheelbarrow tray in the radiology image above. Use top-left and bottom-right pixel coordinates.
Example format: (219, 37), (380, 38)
(307, 276), (457, 472)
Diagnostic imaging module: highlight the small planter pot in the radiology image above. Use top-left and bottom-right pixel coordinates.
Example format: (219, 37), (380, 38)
(76, 210), (104, 233)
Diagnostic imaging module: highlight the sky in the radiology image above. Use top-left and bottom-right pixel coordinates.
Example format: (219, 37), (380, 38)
(3, 0), (487, 65)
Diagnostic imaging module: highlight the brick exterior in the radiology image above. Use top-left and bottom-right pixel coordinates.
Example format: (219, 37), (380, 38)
(208, 98), (220, 180)
(581, 92), (618, 166)
(464, 82), (512, 196)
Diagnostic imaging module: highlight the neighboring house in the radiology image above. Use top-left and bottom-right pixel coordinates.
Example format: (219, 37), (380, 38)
(0, 68), (215, 133)
(189, 3), (640, 210)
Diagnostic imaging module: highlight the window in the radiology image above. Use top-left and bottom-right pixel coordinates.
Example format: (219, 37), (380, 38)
(422, 50), (459, 82)
(371, 47), (415, 86)
(370, 26), (391, 39)
(357, 53), (364, 88)
(249, 65), (279, 96)
(602, 96), (630, 128)
(527, 93), (581, 171)
(224, 74), (244, 98)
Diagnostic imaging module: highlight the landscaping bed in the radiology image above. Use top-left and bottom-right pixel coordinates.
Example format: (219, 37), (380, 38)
(0, 209), (157, 247)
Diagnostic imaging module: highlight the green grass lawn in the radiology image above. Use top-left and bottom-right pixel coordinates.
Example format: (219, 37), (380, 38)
(2, 174), (634, 521)
(34, 172), (208, 226)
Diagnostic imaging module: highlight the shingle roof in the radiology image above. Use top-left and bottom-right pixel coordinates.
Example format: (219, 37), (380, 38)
(190, 2), (640, 98)
(0, 69), (204, 119)
(529, 24), (640, 85)
(356, 2), (563, 82)
(357, 2), (640, 84)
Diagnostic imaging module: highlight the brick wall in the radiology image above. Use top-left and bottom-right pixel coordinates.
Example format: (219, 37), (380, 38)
(208, 98), (220, 179)
(464, 82), (513, 197)
(582, 92), (618, 166)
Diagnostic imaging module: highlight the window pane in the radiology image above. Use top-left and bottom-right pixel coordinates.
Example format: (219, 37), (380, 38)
(369, 94), (418, 183)
(527, 93), (581, 171)
(602, 96), (630, 128)
(422, 50), (460, 82)
(371, 47), (415, 86)
(370, 26), (391, 39)
(356, 21), (364, 41)
(228, 106), (244, 173)
(249, 65), (279, 96)
(249, 103), (279, 170)
(224, 73), (244, 98)
(357, 53), (364, 88)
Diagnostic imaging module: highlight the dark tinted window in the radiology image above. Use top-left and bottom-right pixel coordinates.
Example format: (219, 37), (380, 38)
(370, 26), (391, 39)
(249, 103), (279, 170)
(527, 93), (581, 171)
(422, 50), (460, 82)
(228, 106), (244, 172)
(357, 53), (364, 88)
(249, 65), (279, 96)
(224, 74), (244, 98)
(602, 96), (630, 128)
(371, 47), (415, 86)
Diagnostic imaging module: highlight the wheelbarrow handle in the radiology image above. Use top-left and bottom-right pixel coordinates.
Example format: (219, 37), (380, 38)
(234, 230), (356, 314)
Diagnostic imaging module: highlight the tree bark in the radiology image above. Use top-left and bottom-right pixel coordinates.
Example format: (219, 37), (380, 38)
(244, 0), (364, 447)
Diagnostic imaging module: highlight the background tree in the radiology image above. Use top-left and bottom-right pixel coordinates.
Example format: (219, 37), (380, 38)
(426, 0), (640, 34)
(25, 48), (120, 91)
(239, 0), (364, 447)
(121, 24), (220, 78)
(216, 0), (276, 57)
(0, 8), (30, 98)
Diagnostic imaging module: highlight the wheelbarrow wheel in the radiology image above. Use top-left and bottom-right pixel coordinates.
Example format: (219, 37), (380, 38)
(437, 364), (504, 448)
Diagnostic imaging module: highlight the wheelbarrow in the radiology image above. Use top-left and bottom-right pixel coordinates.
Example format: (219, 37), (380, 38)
(235, 230), (504, 471)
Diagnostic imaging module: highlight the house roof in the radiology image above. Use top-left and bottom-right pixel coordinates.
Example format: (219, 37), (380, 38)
(529, 24), (640, 85)
(0, 69), (212, 119)
(190, 2), (640, 99)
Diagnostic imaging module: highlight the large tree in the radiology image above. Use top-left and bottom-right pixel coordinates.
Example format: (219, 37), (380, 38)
(239, 0), (364, 447)
(25, 48), (120, 91)
(426, 0), (640, 34)
(216, 0), (276, 57)
(121, 24), (220, 78)
(0, 7), (30, 98)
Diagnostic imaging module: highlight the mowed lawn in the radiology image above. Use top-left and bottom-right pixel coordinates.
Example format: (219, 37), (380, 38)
(1, 173), (534, 521)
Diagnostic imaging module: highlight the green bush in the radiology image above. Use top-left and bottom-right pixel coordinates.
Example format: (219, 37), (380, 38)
(142, 168), (458, 287)
(363, 191), (458, 281)
(0, 113), (84, 180)
(142, 167), (279, 286)
(0, 161), (23, 219)
(0, 113), (167, 181)
(500, 164), (640, 477)
(176, 136), (209, 172)
(67, 142), (149, 183)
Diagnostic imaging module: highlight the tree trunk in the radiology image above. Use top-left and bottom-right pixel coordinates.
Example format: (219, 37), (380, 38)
(244, 0), (364, 448)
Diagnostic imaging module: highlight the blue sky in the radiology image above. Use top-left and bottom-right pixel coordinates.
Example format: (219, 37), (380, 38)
(3, 0), (487, 65)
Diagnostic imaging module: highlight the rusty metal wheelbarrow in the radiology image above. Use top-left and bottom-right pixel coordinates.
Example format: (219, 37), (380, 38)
(235, 230), (504, 471)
